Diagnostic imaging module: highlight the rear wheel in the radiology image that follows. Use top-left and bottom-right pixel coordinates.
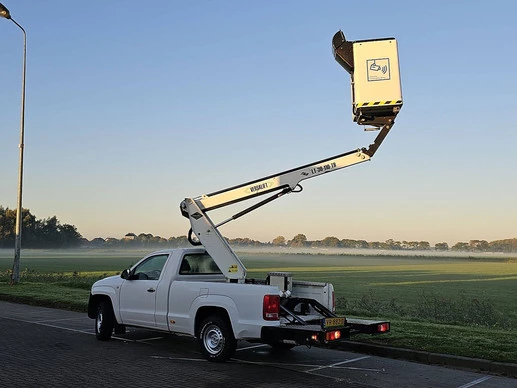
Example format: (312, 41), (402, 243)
(198, 316), (236, 362)
(95, 300), (114, 340)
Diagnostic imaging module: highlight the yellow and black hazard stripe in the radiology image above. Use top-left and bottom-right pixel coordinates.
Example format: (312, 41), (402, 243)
(356, 100), (402, 107)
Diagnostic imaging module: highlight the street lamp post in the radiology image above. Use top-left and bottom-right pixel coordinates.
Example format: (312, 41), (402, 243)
(1, 2), (27, 285)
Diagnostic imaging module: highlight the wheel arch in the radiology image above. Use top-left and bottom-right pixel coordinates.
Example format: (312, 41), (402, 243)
(194, 306), (233, 338)
(88, 293), (115, 319)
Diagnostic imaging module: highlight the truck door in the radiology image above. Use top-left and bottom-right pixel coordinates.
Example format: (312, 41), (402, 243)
(119, 253), (169, 327)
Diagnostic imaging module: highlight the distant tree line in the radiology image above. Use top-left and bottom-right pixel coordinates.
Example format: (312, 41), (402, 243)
(268, 234), (517, 253)
(1, 206), (517, 252)
(88, 233), (190, 249)
(0, 206), (82, 248)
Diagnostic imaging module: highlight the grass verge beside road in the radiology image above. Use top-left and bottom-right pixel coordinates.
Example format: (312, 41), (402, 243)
(354, 320), (517, 363)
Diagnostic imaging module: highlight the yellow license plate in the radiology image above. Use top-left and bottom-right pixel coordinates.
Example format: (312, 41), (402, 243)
(323, 317), (346, 329)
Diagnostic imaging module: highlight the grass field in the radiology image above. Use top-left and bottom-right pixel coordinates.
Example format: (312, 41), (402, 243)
(1, 248), (516, 362)
(242, 252), (517, 328)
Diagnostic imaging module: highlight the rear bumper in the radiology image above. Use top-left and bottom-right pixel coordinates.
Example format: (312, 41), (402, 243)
(261, 318), (390, 346)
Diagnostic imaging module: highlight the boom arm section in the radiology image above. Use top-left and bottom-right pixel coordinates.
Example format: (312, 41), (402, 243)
(180, 126), (392, 282)
(183, 148), (370, 214)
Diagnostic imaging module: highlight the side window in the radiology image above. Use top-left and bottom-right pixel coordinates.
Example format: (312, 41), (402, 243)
(132, 254), (168, 280)
(179, 253), (221, 275)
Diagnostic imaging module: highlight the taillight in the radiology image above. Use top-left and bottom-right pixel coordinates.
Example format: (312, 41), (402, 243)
(378, 323), (390, 332)
(325, 330), (341, 341)
(263, 294), (280, 321)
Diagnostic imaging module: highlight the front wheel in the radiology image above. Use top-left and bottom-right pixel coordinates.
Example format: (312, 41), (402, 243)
(95, 300), (114, 341)
(198, 316), (236, 362)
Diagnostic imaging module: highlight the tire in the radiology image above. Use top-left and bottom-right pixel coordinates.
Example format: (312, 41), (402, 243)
(198, 316), (237, 362)
(95, 300), (114, 341)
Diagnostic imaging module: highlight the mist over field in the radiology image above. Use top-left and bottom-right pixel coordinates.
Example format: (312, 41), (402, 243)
(2, 247), (517, 262)
(234, 247), (517, 260)
(1, 247), (516, 264)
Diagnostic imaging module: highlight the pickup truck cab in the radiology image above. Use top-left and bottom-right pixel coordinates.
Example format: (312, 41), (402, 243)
(88, 248), (389, 361)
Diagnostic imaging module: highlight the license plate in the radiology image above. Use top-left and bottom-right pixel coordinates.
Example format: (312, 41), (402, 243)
(322, 317), (346, 329)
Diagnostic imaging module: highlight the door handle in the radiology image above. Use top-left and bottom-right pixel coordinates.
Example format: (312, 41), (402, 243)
(147, 288), (156, 293)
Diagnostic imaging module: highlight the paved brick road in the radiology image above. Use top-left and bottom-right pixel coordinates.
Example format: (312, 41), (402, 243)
(0, 317), (366, 388)
(1, 301), (516, 388)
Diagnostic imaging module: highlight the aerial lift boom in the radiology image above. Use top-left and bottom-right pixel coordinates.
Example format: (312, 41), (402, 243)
(180, 31), (403, 282)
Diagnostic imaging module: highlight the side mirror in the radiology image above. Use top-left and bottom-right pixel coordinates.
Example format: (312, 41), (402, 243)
(121, 269), (130, 279)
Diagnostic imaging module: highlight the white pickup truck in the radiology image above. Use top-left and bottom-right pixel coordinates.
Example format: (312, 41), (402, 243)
(88, 29), (400, 362)
(88, 247), (369, 362)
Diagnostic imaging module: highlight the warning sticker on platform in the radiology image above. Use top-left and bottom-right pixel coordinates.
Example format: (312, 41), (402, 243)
(367, 58), (390, 81)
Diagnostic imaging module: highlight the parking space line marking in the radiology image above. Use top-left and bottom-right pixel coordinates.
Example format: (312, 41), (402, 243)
(237, 344), (267, 351)
(457, 376), (492, 388)
(333, 366), (382, 372)
(233, 358), (345, 382)
(151, 356), (206, 362)
(38, 323), (93, 335)
(112, 335), (135, 341)
(24, 321), (93, 335)
(233, 358), (328, 368)
(1, 315), (94, 335)
(136, 337), (164, 343)
(35, 317), (86, 323)
(233, 357), (380, 375)
(305, 355), (370, 373)
(303, 370), (346, 382)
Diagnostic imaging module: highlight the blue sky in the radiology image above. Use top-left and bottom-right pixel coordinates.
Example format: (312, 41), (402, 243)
(1, 1), (516, 245)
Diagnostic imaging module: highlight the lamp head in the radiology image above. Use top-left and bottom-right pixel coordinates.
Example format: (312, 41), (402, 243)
(0, 3), (12, 19)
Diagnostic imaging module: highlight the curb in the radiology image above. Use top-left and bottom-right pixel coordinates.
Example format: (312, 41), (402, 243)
(334, 341), (517, 379)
